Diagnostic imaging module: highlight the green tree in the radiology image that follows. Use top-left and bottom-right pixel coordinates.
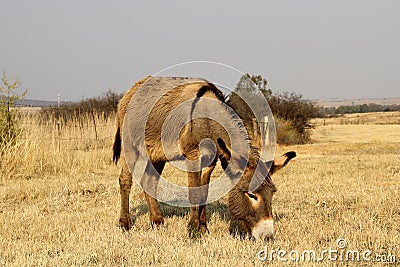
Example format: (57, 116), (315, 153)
(228, 74), (270, 134)
(235, 73), (270, 94)
(229, 73), (318, 144)
(0, 71), (27, 146)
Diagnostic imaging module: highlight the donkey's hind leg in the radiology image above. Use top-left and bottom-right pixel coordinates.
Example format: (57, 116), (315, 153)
(119, 160), (133, 230)
(142, 161), (166, 226)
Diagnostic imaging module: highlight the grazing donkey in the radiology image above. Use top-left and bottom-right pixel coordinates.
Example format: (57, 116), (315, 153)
(113, 76), (296, 240)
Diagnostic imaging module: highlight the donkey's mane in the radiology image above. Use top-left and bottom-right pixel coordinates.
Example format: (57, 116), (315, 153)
(196, 81), (225, 103)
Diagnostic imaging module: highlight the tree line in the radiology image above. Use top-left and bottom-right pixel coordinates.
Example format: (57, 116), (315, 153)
(39, 90), (123, 124)
(319, 103), (400, 116)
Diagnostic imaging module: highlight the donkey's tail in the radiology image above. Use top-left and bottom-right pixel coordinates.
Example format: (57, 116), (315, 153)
(113, 126), (121, 163)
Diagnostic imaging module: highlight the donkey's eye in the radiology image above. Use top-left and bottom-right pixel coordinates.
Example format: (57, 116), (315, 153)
(246, 192), (258, 201)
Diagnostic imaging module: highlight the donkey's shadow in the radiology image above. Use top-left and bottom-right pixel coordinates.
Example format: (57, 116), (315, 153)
(128, 198), (288, 239)
(130, 200), (287, 224)
(129, 200), (248, 239)
(129, 199), (230, 225)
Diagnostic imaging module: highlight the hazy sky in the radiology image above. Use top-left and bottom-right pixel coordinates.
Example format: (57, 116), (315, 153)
(1, 0), (399, 101)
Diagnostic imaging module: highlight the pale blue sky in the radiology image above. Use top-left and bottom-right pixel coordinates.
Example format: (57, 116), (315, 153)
(1, 0), (399, 101)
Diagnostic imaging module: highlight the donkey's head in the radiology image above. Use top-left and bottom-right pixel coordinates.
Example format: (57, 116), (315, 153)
(226, 150), (296, 241)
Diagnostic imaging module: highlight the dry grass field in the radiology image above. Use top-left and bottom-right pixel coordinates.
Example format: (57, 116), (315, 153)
(1, 111), (399, 266)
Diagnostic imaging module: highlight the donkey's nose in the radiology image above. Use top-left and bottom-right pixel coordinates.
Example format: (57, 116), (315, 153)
(252, 218), (274, 241)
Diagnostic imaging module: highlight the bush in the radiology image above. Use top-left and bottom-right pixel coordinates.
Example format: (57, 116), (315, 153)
(0, 71), (27, 146)
(275, 118), (300, 145)
(264, 91), (318, 144)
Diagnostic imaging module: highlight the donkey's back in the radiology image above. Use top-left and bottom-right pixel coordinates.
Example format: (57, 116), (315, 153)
(113, 76), (227, 163)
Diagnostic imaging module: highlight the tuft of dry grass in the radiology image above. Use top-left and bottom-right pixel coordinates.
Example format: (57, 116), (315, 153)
(0, 111), (116, 181)
(0, 111), (399, 266)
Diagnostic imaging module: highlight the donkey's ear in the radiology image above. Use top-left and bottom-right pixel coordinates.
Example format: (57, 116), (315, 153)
(268, 151), (296, 175)
(217, 138), (231, 170)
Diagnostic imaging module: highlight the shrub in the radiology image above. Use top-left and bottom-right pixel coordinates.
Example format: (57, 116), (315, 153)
(0, 71), (27, 146)
(275, 118), (300, 145)
(264, 91), (318, 144)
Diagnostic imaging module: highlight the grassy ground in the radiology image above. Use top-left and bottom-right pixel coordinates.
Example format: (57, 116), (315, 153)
(0, 112), (399, 266)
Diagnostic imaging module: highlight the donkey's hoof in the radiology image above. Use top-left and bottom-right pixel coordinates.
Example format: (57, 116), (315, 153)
(150, 216), (165, 226)
(199, 222), (209, 234)
(188, 222), (207, 239)
(118, 217), (131, 231)
(188, 226), (201, 239)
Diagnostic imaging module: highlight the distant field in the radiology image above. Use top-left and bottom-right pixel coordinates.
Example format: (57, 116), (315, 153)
(315, 97), (400, 107)
(313, 111), (400, 126)
(0, 112), (399, 266)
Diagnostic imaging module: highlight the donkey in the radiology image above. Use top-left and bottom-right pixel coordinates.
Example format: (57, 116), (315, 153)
(113, 76), (296, 240)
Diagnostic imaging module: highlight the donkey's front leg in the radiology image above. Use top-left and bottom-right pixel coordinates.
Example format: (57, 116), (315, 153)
(141, 161), (165, 226)
(198, 162), (216, 233)
(187, 170), (203, 237)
